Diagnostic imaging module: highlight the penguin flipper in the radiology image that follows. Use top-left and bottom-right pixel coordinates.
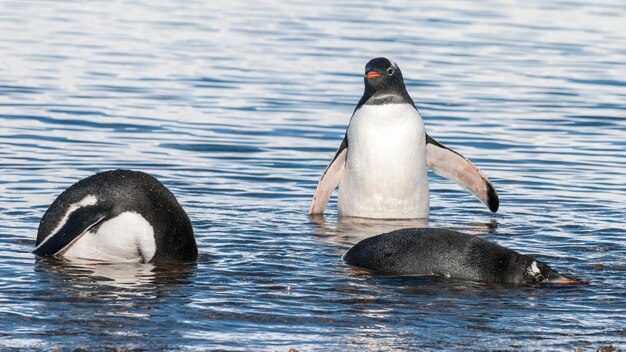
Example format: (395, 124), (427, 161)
(426, 134), (499, 212)
(309, 135), (348, 215)
(33, 208), (108, 256)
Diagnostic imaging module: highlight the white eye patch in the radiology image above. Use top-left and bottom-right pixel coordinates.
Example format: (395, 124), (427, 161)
(527, 260), (541, 276)
(49, 195), (98, 237)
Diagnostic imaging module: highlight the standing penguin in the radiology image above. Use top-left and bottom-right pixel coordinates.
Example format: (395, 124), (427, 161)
(33, 170), (197, 263)
(310, 58), (498, 219)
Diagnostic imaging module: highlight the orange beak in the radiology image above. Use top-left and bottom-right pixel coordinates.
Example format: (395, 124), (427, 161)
(554, 277), (588, 285)
(365, 71), (381, 79)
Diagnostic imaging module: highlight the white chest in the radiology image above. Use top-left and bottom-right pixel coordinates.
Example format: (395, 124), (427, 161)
(61, 211), (157, 263)
(338, 103), (429, 219)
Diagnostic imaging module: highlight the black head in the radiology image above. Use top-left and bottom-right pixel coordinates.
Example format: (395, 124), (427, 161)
(358, 57), (413, 107)
(507, 255), (587, 285)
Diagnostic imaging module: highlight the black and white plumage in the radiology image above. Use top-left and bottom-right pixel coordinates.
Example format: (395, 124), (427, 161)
(344, 228), (586, 285)
(34, 170), (197, 263)
(310, 57), (499, 219)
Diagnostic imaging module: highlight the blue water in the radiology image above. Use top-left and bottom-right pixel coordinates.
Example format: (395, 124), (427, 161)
(1, 0), (625, 350)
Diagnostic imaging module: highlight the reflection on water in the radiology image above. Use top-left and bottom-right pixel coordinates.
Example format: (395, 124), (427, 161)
(33, 257), (197, 290)
(313, 215), (500, 243)
(311, 215), (429, 244)
(1, 0), (625, 350)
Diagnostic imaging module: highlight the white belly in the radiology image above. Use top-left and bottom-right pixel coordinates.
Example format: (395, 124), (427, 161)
(61, 211), (157, 263)
(338, 103), (429, 219)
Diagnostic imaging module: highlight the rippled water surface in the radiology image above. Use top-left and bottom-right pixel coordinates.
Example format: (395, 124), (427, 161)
(1, 0), (625, 350)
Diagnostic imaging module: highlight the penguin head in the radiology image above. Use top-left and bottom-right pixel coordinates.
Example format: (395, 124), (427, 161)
(363, 57), (406, 95)
(517, 259), (587, 285)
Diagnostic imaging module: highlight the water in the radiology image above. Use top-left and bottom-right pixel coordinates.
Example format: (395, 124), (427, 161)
(1, 0), (625, 350)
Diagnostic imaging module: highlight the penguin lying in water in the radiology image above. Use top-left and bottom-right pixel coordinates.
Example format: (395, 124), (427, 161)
(33, 170), (197, 263)
(343, 228), (586, 285)
(310, 57), (498, 219)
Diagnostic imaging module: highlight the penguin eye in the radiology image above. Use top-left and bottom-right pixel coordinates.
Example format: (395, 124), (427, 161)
(535, 274), (545, 283)
(387, 67), (394, 75)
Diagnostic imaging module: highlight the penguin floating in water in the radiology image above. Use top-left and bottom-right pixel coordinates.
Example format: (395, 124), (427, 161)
(310, 57), (498, 219)
(344, 228), (586, 285)
(33, 170), (197, 263)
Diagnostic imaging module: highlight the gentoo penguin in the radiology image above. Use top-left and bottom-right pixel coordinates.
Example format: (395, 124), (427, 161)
(33, 170), (197, 263)
(344, 228), (586, 285)
(310, 57), (498, 219)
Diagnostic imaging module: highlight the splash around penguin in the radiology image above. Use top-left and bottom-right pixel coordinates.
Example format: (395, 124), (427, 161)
(343, 228), (586, 285)
(310, 57), (498, 219)
(33, 170), (197, 263)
